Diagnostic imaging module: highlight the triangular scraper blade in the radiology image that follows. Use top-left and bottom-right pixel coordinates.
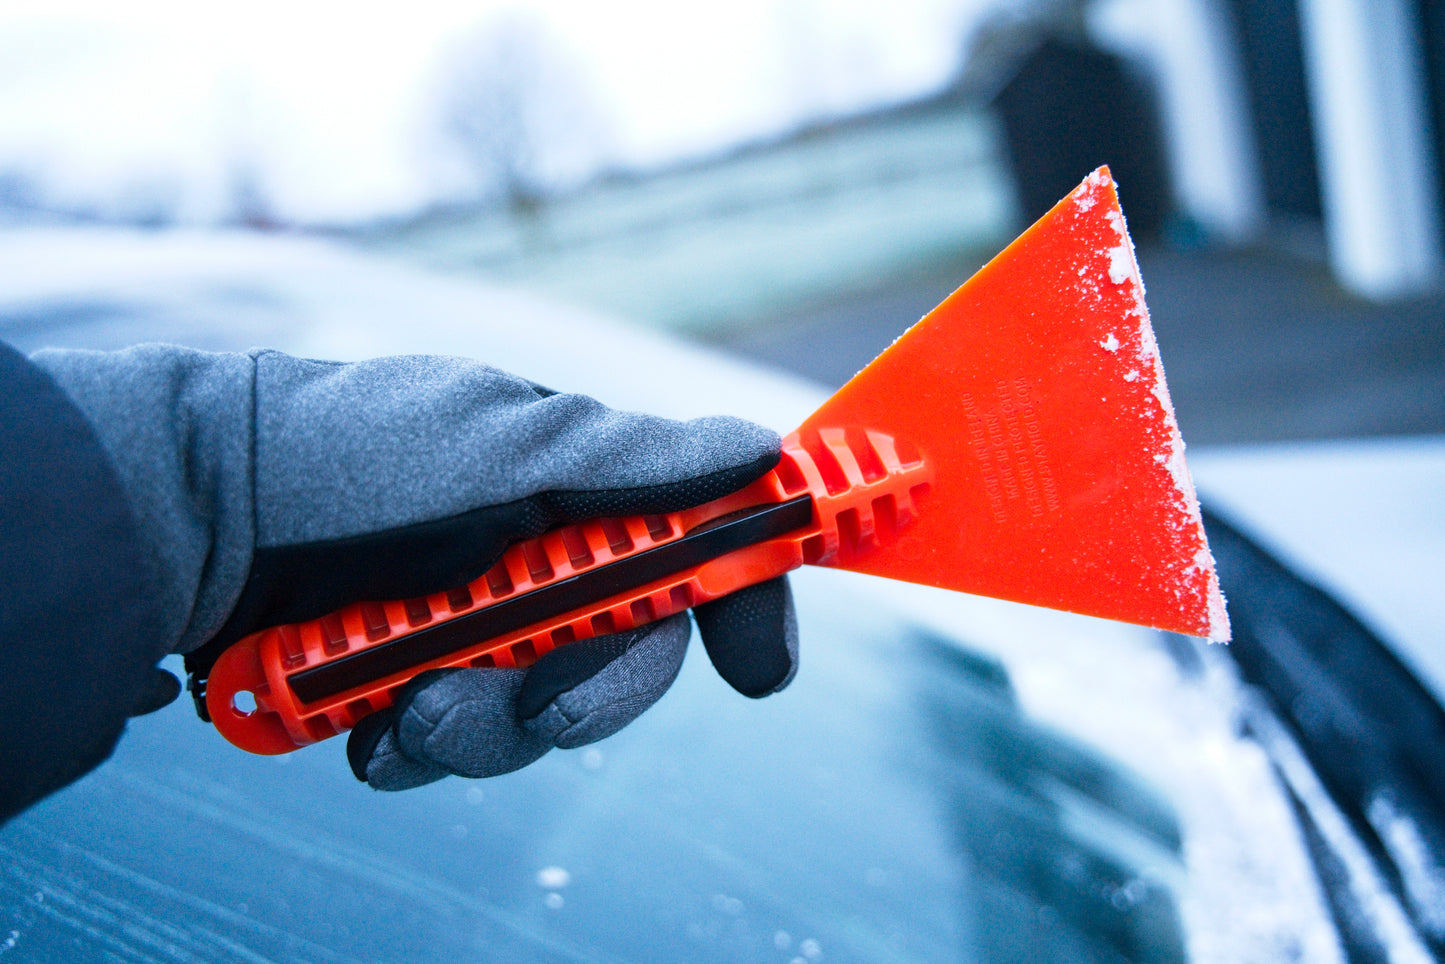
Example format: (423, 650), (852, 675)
(799, 167), (1229, 640)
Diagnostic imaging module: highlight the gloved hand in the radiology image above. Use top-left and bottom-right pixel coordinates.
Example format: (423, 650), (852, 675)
(32, 346), (798, 793)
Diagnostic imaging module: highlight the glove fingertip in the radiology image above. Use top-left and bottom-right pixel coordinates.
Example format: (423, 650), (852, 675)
(516, 632), (637, 722)
(347, 705), (452, 790)
(528, 613), (692, 749)
(394, 667), (551, 779)
(693, 577), (798, 698)
(346, 710), (394, 782)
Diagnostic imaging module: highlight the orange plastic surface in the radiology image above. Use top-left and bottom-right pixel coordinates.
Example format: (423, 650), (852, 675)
(207, 166), (1228, 757)
(805, 166), (1229, 640)
(207, 429), (932, 754)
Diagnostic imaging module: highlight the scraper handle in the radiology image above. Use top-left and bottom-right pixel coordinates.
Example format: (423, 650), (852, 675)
(204, 428), (932, 755)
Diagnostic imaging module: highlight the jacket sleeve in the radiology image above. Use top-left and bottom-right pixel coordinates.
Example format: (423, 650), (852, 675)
(0, 341), (173, 822)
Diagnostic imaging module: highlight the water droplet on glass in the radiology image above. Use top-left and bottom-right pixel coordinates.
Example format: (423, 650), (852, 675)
(536, 866), (571, 890)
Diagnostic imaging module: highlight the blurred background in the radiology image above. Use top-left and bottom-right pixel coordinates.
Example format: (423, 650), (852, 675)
(3, 0), (1442, 444)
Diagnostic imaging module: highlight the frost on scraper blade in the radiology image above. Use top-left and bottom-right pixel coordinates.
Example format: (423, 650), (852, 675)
(1070, 167), (1229, 642)
(799, 165), (1230, 642)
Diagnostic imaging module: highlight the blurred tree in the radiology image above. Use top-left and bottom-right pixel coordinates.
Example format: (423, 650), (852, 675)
(225, 154), (280, 232)
(438, 13), (607, 218)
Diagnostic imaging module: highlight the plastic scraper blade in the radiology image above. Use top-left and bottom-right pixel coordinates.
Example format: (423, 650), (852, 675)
(801, 166), (1230, 641)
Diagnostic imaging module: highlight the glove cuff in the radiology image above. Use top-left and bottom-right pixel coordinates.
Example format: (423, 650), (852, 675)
(31, 345), (259, 654)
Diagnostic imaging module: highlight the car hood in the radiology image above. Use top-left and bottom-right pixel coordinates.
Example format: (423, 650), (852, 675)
(3, 226), (1439, 963)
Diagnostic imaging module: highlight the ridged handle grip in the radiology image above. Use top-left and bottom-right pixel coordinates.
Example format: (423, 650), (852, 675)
(206, 428), (932, 754)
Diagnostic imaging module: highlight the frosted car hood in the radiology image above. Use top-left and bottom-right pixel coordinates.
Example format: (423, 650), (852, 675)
(5, 226), (1438, 962)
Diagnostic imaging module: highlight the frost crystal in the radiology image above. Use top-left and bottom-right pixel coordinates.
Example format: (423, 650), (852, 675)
(1072, 168), (1111, 212)
(1108, 244), (1133, 285)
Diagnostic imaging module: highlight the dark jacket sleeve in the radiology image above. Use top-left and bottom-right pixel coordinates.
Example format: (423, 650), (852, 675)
(0, 340), (170, 823)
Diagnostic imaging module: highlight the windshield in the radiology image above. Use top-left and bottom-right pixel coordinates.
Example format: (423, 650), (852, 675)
(4, 564), (1190, 963)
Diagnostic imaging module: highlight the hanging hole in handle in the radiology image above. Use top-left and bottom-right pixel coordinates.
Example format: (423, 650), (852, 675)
(232, 690), (258, 717)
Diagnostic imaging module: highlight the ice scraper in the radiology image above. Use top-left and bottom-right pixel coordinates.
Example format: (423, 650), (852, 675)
(204, 166), (1230, 755)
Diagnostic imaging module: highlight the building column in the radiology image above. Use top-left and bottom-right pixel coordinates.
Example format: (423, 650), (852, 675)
(1297, 0), (1442, 297)
(1089, 0), (1266, 242)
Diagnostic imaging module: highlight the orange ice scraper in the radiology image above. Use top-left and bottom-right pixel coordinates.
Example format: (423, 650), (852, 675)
(206, 166), (1229, 755)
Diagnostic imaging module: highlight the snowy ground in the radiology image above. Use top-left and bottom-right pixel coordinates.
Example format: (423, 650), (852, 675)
(3, 225), (1440, 962)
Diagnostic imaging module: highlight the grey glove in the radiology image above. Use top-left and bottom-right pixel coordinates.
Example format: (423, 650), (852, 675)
(33, 345), (799, 791)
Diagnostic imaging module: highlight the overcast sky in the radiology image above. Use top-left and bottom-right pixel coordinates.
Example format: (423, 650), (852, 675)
(0, 0), (1002, 224)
